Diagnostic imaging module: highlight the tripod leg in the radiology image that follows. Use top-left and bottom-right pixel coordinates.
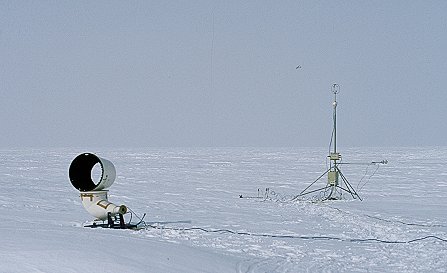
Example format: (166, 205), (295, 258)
(298, 185), (331, 197)
(337, 167), (362, 201)
(295, 168), (331, 198)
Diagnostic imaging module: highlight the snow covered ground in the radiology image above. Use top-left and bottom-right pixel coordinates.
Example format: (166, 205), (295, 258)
(1, 147), (446, 272)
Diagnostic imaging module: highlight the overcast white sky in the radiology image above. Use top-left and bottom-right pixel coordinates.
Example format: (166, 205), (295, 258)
(1, 1), (446, 148)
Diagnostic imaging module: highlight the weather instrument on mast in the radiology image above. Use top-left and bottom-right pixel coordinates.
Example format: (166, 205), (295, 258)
(292, 84), (387, 201)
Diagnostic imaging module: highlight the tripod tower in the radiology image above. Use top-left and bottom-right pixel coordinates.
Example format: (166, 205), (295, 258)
(294, 84), (361, 201)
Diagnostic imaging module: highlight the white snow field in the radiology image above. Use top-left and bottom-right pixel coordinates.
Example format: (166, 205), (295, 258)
(1, 147), (446, 272)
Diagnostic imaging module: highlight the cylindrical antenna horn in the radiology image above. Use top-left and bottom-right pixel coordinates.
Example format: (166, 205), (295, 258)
(69, 153), (116, 192)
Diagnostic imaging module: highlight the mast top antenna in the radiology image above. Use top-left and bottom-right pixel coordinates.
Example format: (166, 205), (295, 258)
(332, 83), (340, 94)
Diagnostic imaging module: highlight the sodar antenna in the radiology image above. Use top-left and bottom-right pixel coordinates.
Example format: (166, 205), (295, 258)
(292, 84), (387, 201)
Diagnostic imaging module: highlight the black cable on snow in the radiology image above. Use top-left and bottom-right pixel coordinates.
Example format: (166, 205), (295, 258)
(127, 204), (447, 245)
(143, 223), (447, 244)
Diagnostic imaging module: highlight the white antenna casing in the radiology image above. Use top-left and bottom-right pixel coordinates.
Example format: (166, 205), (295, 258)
(69, 153), (127, 220)
(80, 191), (127, 220)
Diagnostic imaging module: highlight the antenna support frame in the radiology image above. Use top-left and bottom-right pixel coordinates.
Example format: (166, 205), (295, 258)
(294, 84), (362, 201)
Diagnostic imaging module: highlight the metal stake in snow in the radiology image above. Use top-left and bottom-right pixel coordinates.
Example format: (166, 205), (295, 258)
(293, 84), (386, 201)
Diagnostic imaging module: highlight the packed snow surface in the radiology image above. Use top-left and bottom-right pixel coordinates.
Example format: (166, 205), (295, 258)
(1, 147), (446, 272)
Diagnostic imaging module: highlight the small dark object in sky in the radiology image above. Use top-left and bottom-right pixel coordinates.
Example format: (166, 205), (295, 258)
(296, 65), (302, 69)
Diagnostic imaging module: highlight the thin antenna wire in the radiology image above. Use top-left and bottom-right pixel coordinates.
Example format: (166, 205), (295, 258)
(210, 11), (215, 93)
(209, 9), (216, 144)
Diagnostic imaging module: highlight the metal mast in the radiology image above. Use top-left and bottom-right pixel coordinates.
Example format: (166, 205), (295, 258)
(327, 83), (341, 199)
(332, 83), (339, 155)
